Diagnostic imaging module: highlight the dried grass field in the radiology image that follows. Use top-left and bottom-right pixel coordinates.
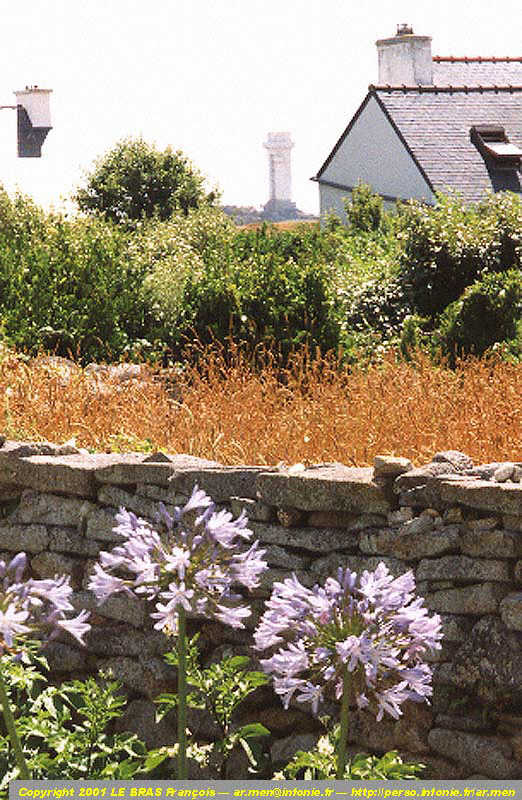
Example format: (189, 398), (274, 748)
(1, 345), (520, 467)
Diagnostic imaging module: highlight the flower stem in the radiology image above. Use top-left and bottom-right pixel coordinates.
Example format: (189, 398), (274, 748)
(0, 664), (30, 780)
(336, 667), (350, 779)
(177, 605), (188, 780)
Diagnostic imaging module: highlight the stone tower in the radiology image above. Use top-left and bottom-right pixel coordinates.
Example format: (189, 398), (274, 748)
(263, 132), (297, 220)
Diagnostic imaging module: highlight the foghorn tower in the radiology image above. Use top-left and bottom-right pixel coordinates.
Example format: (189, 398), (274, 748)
(263, 132), (298, 220)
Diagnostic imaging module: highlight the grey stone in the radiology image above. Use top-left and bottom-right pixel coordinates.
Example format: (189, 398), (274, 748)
(253, 568), (314, 597)
(387, 507), (413, 526)
(494, 463), (516, 483)
(114, 699), (177, 749)
(394, 463), (456, 492)
(512, 466), (522, 484)
(73, 590), (146, 628)
(256, 464), (391, 514)
(435, 713), (493, 732)
(271, 733), (319, 765)
(460, 528), (522, 558)
(229, 497), (274, 522)
(276, 507), (305, 527)
(467, 463), (503, 480)
(95, 454), (219, 486)
(500, 593), (522, 631)
(84, 625), (170, 657)
(439, 614), (474, 643)
(85, 508), (123, 542)
(250, 522), (358, 553)
(43, 641), (87, 671)
(373, 455), (413, 477)
(514, 561), (522, 583)
(97, 485), (168, 521)
(440, 478), (522, 516)
(444, 507), (463, 524)
(174, 466), (275, 501)
(138, 655), (178, 698)
(264, 545), (310, 570)
(453, 617), (522, 706)
(398, 485), (445, 510)
(311, 553), (408, 581)
(360, 525), (460, 561)
(433, 663), (460, 686)
(425, 583), (509, 615)
(31, 552), (82, 588)
(307, 509), (357, 528)
(48, 527), (100, 557)
(432, 451), (474, 472)
(416, 555), (510, 584)
(504, 514), (522, 532)
(0, 452), (136, 498)
(402, 515), (434, 534)
(466, 516), (499, 530)
(136, 484), (188, 504)
(9, 491), (95, 528)
(427, 729), (520, 779)
(0, 524), (48, 553)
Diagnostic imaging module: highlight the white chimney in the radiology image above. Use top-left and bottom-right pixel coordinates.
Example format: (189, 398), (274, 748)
(14, 86), (52, 127)
(376, 25), (433, 86)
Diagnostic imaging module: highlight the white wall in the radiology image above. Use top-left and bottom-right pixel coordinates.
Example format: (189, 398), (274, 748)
(318, 94), (435, 219)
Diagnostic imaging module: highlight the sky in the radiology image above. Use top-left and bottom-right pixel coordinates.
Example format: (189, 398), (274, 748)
(0, 0), (521, 216)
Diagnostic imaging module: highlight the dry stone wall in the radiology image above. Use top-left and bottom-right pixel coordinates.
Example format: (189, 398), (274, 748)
(3, 439), (522, 777)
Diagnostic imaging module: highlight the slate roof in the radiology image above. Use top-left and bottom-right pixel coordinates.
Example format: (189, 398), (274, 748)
(432, 57), (522, 87)
(315, 56), (522, 204)
(374, 86), (522, 202)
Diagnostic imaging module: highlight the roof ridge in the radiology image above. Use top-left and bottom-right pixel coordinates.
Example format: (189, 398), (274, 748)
(433, 56), (522, 63)
(371, 84), (522, 94)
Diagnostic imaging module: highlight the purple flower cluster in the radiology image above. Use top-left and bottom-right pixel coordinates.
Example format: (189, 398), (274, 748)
(0, 553), (90, 655)
(254, 563), (442, 720)
(88, 485), (268, 634)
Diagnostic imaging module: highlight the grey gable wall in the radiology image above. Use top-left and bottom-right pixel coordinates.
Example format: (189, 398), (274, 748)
(318, 94), (435, 219)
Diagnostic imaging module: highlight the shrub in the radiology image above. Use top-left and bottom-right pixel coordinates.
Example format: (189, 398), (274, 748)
(343, 183), (388, 233)
(438, 269), (522, 360)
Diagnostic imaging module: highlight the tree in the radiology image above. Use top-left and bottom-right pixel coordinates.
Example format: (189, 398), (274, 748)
(74, 137), (215, 225)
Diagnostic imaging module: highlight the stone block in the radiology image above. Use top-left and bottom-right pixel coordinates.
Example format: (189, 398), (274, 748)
(114, 699), (177, 749)
(136, 484), (188, 504)
(48, 527), (100, 557)
(416, 555), (510, 584)
(393, 702), (432, 754)
(373, 455), (413, 477)
(95, 454), (218, 486)
(394, 463), (455, 493)
(428, 729), (520, 779)
(230, 497), (274, 522)
(252, 568), (314, 597)
(387, 507), (413, 526)
(44, 641), (87, 672)
(425, 582), (509, 615)
(435, 713), (493, 733)
(73, 590), (146, 628)
(311, 553), (408, 581)
(264, 545), (310, 570)
(97, 485), (167, 521)
(0, 452), (135, 498)
(85, 508), (122, 542)
(256, 464), (391, 514)
(494, 463), (516, 483)
(249, 522), (358, 554)
(31, 552), (83, 588)
(440, 478), (522, 516)
(503, 515), (522, 532)
(460, 528), (522, 558)
(0, 524), (48, 553)
(271, 733), (319, 765)
(360, 525), (460, 561)
(439, 614), (474, 643)
(453, 617), (522, 706)
(174, 466), (276, 501)
(10, 491), (95, 528)
(500, 593), (522, 631)
(276, 507), (305, 527)
(432, 451), (474, 472)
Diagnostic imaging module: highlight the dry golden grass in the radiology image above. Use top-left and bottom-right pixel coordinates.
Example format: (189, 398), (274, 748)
(1, 345), (521, 466)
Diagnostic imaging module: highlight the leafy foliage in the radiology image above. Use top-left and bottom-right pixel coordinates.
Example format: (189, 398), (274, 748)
(274, 725), (424, 780)
(153, 636), (270, 777)
(0, 654), (149, 794)
(344, 183), (388, 234)
(75, 137), (214, 225)
(438, 269), (522, 360)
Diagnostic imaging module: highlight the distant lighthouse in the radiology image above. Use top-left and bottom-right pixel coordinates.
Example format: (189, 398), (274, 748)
(263, 132), (298, 220)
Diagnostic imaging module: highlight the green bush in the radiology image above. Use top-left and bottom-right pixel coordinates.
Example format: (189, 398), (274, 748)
(344, 183), (388, 233)
(398, 192), (522, 319)
(438, 269), (522, 360)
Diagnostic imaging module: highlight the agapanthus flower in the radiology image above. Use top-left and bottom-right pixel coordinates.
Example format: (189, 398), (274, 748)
(88, 485), (268, 635)
(0, 553), (91, 656)
(255, 562), (442, 722)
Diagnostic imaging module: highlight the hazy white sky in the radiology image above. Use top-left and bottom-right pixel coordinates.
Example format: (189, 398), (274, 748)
(0, 0), (521, 215)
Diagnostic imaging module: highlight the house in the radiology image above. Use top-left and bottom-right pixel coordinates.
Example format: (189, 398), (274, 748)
(313, 25), (522, 218)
